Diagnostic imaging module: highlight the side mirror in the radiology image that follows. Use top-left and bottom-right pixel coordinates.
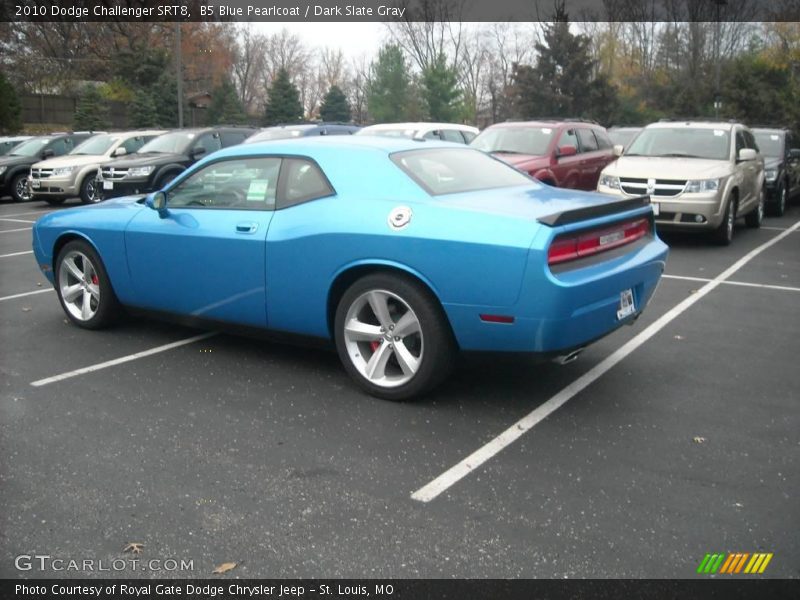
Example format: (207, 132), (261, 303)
(42, 148), (55, 158)
(556, 145), (577, 158)
(613, 144), (624, 157)
(737, 148), (757, 162)
(191, 147), (207, 158)
(146, 191), (167, 214)
(113, 147), (127, 157)
(789, 148), (800, 160)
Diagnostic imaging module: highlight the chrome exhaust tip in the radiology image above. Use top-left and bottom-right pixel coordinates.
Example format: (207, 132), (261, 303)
(554, 347), (585, 365)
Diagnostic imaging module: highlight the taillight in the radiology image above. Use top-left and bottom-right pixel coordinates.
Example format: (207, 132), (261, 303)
(547, 218), (650, 266)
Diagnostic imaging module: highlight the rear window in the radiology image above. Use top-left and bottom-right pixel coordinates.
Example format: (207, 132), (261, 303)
(391, 148), (532, 196)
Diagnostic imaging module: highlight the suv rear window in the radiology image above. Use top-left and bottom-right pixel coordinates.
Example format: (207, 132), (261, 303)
(391, 148), (532, 196)
(471, 126), (555, 156)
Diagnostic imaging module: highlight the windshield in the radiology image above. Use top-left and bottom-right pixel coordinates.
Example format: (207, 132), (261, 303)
(753, 131), (783, 157)
(626, 127), (730, 160)
(246, 127), (312, 143)
(391, 147), (532, 195)
(470, 126), (555, 156)
(9, 137), (50, 156)
(138, 131), (195, 154)
(70, 134), (119, 155)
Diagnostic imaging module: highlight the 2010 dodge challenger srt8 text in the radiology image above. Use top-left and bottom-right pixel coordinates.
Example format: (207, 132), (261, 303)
(32, 136), (668, 400)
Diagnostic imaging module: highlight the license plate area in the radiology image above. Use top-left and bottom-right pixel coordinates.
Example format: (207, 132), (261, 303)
(103, 180), (114, 190)
(30, 179), (40, 189)
(651, 202), (659, 216)
(617, 288), (636, 320)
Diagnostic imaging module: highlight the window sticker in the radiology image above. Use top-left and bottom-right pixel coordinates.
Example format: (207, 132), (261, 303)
(542, 128), (552, 134)
(247, 179), (269, 202)
(713, 130), (725, 136)
(771, 134), (780, 140)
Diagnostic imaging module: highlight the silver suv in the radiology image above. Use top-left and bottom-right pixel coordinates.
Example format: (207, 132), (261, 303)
(597, 121), (765, 245)
(29, 130), (165, 205)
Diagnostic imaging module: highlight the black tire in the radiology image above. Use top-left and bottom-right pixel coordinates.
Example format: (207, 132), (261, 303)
(156, 172), (179, 190)
(79, 173), (99, 204)
(745, 187), (764, 228)
(713, 197), (736, 246)
(44, 197), (67, 206)
(334, 273), (456, 401)
(55, 240), (121, 330)
(10, 172), (31, 202)
(770, 182), (787, 217)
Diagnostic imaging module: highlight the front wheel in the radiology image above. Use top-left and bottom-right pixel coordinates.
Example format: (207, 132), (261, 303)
(80, 173), (99, 204)
(334, 273), (456, 401)
(745, 187), (764, 228)
(713, 198), (736, 245)
(770, 183), (787, 217)
(10, 173), (31, 202)
(55, 240), (121, 329)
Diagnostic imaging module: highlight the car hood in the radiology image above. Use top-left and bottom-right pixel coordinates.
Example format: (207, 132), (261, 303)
(439, 184), (632, 223)
(104, 152), (187, 168)
(604, 156), (731, 179)
(492, 153), (549, 170)
(32, 155), (107, 169)
(0, 154), (35, 168)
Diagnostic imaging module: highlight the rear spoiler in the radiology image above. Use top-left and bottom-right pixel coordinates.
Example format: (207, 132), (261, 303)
(537, 195), (651, 227)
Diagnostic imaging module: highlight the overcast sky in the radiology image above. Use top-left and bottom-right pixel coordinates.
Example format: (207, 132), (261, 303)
(252, 22), (386, 59)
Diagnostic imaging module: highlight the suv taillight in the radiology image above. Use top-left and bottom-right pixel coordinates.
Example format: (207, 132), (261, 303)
(547, 218), (650, 266)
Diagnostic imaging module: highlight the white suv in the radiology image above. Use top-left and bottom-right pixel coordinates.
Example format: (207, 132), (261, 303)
(597, 121), (765, 245)
(30, 130), (165, 205)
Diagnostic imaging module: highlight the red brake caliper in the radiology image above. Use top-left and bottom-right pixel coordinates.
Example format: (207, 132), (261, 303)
(369, 341), (379, 353)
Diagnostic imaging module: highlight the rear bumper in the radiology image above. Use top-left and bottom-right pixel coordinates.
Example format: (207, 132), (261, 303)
(444, 236), (668, 353)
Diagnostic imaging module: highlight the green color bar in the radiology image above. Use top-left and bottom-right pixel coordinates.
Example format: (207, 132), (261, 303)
(705, 554), (720, 573)
(710, 553), (726, 574)
(697, 554), (712, 574)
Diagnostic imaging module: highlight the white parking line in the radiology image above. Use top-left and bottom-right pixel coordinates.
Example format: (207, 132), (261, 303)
(411, 219), (800, 503)
(30, 332), (218, 387)
(662, 274), (800, 293)
(0, 227), (32, 234)
(0, 288), (53, 302)
(0, 218), (35, 223)
(0, 210), (55, 218)
(761, 226), (797, 232)
(0, 250), (33, 258)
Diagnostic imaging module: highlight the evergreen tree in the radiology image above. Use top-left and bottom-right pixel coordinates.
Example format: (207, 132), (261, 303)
(74, 85), (110, 130)
(129, 89), (159, 128)
(319, 85), (351, 122)
(152, 72), (181, 128)
(208, 78), (247, 125)
(510, 9), (618, 122)
(263, 68), (303, 126)
(0, 71), (22, 134)
(367, 45), (410, 123)
(421, 54), (461, 122)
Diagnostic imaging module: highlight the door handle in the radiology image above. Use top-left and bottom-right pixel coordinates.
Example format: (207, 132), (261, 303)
(236, 222), (258, 234)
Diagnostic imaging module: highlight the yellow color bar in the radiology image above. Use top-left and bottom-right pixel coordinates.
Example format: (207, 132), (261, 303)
(744, 554), (761, 574)
(758, 553), (773, 574)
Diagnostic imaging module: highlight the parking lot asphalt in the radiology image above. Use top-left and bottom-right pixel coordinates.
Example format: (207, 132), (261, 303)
(0, 196), (798, 579)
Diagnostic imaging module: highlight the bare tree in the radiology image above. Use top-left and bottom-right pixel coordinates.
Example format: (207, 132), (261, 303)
(232, 25), (269, 114)
(385, 0), (465, 71)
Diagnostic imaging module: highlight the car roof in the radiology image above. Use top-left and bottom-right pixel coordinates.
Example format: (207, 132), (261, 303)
(646, 121), (739, 130)
(360, 122), (479, 133)
(210, 134), (462, 160)
(487, 120), (601, 129)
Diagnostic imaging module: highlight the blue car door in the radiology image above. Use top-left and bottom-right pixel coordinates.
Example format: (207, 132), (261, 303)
(124, 156), (280, 327)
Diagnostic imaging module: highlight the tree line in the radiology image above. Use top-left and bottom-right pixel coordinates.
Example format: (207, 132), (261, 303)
(1, 1), (799, 133)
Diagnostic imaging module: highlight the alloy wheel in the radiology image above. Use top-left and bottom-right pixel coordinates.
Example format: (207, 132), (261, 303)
(58, 250), (101, 322)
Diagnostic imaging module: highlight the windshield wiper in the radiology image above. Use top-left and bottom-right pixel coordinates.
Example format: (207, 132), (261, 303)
(654, 152), (703, 158)
(490, 149), (525, 155)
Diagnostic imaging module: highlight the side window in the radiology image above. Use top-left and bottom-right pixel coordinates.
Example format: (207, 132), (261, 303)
(48, 138), (69, 156)
(743, 130), (757, 151)
(735, 131), (746, 156)
(576, 128), (599, 152)
(122, 136), (146, 154)
(278, 158), (335, 209)
(594, 129), (613, 150)
(194, 133), (222, 155)
(423, 130), (443, 140)
(167, 157), (281, 210)
(461, 130), (477, 143)
(441, 129), (465, 143)
(220, 132), (248, 147)
(557, 128), (579, 152)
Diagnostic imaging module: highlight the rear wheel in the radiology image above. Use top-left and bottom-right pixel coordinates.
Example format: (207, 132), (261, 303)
(745, 187), (764, 228)
(713, 197), (736, 246)
(334, 273), (456, 401)
(55, 240), (121, 329)
(770, 182), (787, 217)
(156, 172), (178, 190)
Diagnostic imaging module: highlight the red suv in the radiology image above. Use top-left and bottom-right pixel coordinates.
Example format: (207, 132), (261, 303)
(470, 120), (618, 190)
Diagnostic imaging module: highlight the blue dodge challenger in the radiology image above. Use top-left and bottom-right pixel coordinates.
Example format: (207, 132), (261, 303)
(32, 136), (668, 400)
